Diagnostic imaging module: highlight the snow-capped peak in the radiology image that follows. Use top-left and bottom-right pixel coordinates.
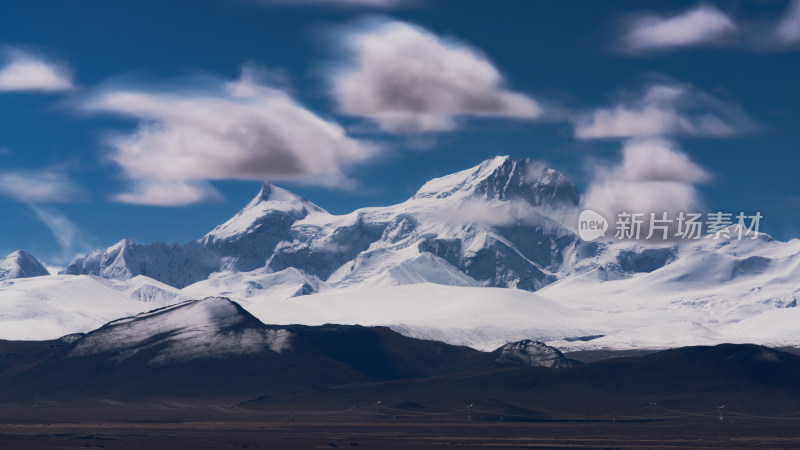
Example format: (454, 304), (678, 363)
(248, 182), (325, 213)
(203, 182), (327, 243)
(413, 156), (580, 208)
(0, 250), (49, 280)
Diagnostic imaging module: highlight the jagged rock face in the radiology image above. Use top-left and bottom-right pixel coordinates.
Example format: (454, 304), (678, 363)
(466, 158), (580, 207)
(616, 247), (678, 273)
(60, 156), (588, 291)
(0, 250), (49, 280)
(490, 340), (581, 368)
(411, 157), (579, 207)
(267, 214), (389, 280)
(61, 239), (222, 289)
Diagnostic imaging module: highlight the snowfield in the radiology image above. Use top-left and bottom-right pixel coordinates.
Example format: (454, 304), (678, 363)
(4, 270), (800, 352)
(0, 275), (150, 340)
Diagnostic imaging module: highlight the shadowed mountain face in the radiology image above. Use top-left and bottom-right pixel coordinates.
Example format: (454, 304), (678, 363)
(1, 298), (799, 417)
(487, 339), (583, 368)
(0, 298), (483, 400)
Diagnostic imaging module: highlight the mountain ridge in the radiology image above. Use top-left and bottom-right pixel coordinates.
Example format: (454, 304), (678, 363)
(62, 156), (585, 291)
(0, 297), (487, 400)
(3, 298), (799, 418)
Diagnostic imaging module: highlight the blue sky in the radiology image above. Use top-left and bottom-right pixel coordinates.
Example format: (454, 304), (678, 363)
(1, 0), (799, 265)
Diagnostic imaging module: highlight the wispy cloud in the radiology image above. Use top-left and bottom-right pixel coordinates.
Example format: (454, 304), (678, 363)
(620, 4), (737, 53)
(0, 47), (74, 92)
(111, 180), (223, 207)
(431, 198), (542, 227)
(28, 204), (92, 263)
(328, 18), (542, 133)
(0, 170), (86, 203)
(574, 82), (755, 139)
(776, 0), (800, 45)
(84, 64), (378, 206)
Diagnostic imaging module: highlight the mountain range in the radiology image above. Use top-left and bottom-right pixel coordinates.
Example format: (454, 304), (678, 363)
(1, 155), (799, 351)
(1, 298), (798, 418)
(0, 297), (571, 401)
(62, 156), (581, 291)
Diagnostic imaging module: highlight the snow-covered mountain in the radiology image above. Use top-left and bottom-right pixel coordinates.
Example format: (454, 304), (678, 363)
(69, 297), (294, 365)
(63, 156), (583, 291)
(4, 156), (799, 352)
(0, 250), (49, 280)
(3, 297), (488, 400)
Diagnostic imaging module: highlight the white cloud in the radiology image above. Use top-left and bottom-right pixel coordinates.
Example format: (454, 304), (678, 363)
(0, 170), (86, 203)
(112, 180), (223, 207)
(329, 19), (542, 133)
(260, 0), (414, 7)
(574, 83), (754, 139)
(585, 139), (712, 236)
(28, 205), (92, 263)
(0, 48), (74, 92)
(432, 198), (542, 227)
(622, 5), (737, 53)
(85, 65), (378, 205)
(613, 138), (712, 184)
(776, 0), (800, 45)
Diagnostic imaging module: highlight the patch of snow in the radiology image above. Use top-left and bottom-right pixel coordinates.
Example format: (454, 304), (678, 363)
(182, 267), (326, 300)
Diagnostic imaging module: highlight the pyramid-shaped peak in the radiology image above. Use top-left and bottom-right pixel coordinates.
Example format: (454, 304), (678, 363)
(109, 238), (135, 251)
(247, 182), (323, 211)
(230, 182), (323, 214)
(254, 182), (274, 202)
(413, 156), (580, 207)
(8, 249), (38, 261)
(0, 249), (50, 280)
(204, 183), (327, 243)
